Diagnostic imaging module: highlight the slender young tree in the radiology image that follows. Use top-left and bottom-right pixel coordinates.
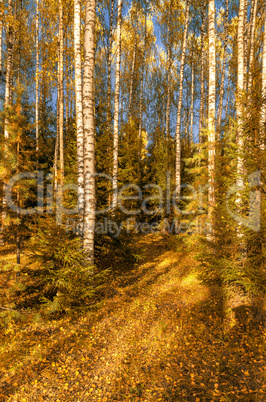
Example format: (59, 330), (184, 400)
(138, 2), (147, 163)
(112, 0), (123, 209)
(74, 0), (84, 231)
(58, 0), (64, 186)
(261, 3), (266, 147)
(217, 0), (228, 131)
(247, 0), (258, 94)
(35, 0), (39, 154)
(4, 0), (13, 143)
(0, 0), (3, 74)
(199, 0), (207, 142)
(165, 0), (172, 143)
(208, 0), (216, 234)
(83, 0), (96, 262)
(106, 0), (114, 128)
(189, 40), (195, 144)
(175, 0), (190, 199)
(236, 0), (245, 197)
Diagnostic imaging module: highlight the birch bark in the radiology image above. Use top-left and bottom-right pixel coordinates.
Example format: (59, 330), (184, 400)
(112, 0), (122, 210)
(175, 0), (190, 199)
(208, 0), (216, 233)
(83, 0), (96, 263)
(74, 0), (84, 229)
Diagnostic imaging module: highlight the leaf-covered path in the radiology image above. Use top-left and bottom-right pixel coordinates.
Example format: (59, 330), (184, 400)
(1, 234), (265, 401)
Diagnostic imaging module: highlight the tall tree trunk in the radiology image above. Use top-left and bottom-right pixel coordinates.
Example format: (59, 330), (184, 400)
(0, 0), (3, 74)
(59, 0), (64, 186)
(74, 0), (84, 231)
(106, 0), (114, 128)
(4, 0), (13, 142)
(35, 0), (39, 154)
(83, 0), (96, 263)
(236, 0), (245, 195)
(2, 0), (13, 229)
(175, 0), (190, 199)
(243, 0), (248, 87)
(128, 39), (136, 119)
(189, 44), (194, 144)
(165, 0), (172, 143)
(138, 3), (147, 168)
(247, 0), (258, 94)
(260, 5), (266, 150)
(208, 0), (216, 234)
(217, 0), (228, 132)
(199, 0), (207, 142)
(112, 0), (122, 210)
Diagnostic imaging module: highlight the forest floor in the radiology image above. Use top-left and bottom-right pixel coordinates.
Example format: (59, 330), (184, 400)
(0, 234), (265, 402)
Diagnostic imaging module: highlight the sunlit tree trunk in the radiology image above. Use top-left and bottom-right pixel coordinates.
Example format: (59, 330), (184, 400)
(0, 0), (3, 74)
(4, 0), (13, 142)
(261, 5), (266, 149)
(106, 0), (114, 128)
(83, 0), (96, 263)
(236, 0), (245, 196)
(74, 0), (84, 231)
(59, 0), (64, 186)
(199, 0), (207, 142)
(35, 0), (39, 154)
(138, 4), (147, 166)
(128, 39), (136, 119)
(112, 0), (122, 209)
(175, 0), (190, 199)
(247, 0), (258, 94)
(189, 44), (194, 144)
(217, 0), (228, 132)
(165, 0), (172, 143)
(208, 0), (216, 234)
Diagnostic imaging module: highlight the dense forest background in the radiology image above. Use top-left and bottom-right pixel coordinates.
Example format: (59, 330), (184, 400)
(0, 0), (265, 400)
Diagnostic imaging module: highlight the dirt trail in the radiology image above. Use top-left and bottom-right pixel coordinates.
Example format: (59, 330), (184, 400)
(1, 234), (265, 402)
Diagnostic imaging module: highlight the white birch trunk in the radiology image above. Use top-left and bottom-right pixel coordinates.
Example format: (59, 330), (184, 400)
(199, 0), (207, 142)
(138, 7), (147, 163)
(74, 0), (84, 228)
(247, 0), (258, 94)
(165, 0), (172, 142)
(59, 0), (64, 186)
(217, 0), (228, 131)
(189, 43), (194, 144)
(83, 0), (96, 263)
(208, 0), (216, 233)
(236, 0), (245, 195)
(260, 6), (266, 150)
(175, 0), (190, 199)
(0, 0), (3, 74)
(35, 0), (39, 153)
(112, 0), (122, 210)
(128, 39), (136, 119)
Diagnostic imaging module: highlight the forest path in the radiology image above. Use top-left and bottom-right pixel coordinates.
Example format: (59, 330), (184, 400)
(1, 234), (265, 401)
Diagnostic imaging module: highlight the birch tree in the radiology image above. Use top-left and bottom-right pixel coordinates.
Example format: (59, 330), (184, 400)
(83, 0), (96, 262)
(58, 0), (64, 186)
(175, 0), (190, 199)
(260, 3), (266, 149)
(247, 0), (258, 94)
(74, 0), (84, 230)
(112, 0), (122, 210)
(208, 0), (216, 233)
(217, 0), (228, 131)
(35, 0), (39, 154)
(165, 0), (172, 143)
(199, 0), (207, 142)
(236, 0), (245, 196)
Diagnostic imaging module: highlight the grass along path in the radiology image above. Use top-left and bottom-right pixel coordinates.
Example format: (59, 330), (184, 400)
(0, 234), (265, 401)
